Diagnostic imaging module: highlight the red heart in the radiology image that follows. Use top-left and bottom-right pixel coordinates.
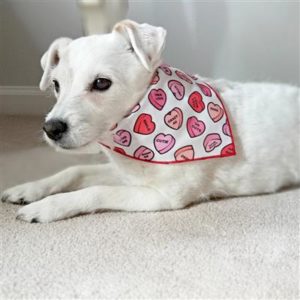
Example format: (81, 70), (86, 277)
(188, 91), (205, 113)
(114, 147), (126, 155)
(134, 113), (156, 135)
(221, 143), (235, 156)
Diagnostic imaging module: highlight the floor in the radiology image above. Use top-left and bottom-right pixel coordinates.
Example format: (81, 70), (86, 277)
(0, 115), (299, 299)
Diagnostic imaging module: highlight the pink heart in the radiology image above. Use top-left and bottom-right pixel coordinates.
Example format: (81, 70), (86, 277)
(203, 133), (222, 152)
(189, 74), (198, 80)
(208, 102), (224, 122)
(168, 80), (185, 100)
(134, 146), (154, 161)
(113, 130), (131, 147)
(124, 103), (140, 118)
(154, 133), (175, 154)
(222, 122), (231, 136)
(148, 89), (167, 111)
(131, 104), (140, 113)
(175, 70), (193, 84)
(159, 64), (172, 76)
(186, 116), (206, 138)
(174, 145), (195, 161)
(197, 83), (212, 97)
(164, 107), (183, 130)
(150, 71), (159, 85)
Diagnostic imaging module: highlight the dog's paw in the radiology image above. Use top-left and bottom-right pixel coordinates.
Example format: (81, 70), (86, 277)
(16, 197), (60, 223)
(1, 182), (49, 205)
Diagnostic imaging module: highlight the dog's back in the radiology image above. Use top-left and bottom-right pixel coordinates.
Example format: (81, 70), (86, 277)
(209, 81), (299, 195)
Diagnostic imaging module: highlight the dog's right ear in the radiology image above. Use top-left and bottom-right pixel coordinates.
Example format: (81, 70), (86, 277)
(39, 38), (72, 91)
(113, 20), (166, 72)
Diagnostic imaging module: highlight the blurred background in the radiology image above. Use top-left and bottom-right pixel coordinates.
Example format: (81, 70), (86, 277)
(0, 0), (299, 115)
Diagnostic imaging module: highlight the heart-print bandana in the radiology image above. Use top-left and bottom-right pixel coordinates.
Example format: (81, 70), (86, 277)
(101, 64), (236, 164)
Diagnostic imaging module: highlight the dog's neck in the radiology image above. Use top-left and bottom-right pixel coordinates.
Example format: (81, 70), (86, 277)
(99, 64), (236, 163)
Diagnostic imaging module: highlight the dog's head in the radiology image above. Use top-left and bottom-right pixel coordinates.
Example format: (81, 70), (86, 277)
(40, 20), (166, 152)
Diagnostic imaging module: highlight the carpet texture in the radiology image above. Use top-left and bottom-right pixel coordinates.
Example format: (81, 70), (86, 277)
(0, 115), (299, 299)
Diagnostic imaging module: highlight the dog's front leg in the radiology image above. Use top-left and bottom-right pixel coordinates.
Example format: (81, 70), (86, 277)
(16, 185), (180, 223)
(1, 164), (120, 205)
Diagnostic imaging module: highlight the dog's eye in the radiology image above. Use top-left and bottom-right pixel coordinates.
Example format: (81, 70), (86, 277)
(91, 78), (112, 91)
(53, 80), (60, 93)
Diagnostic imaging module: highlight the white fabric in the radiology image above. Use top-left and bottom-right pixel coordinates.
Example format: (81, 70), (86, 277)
(104, 64), (236, 164)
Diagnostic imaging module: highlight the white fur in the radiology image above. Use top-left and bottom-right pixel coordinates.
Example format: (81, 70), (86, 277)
(1, 20), (299, 223)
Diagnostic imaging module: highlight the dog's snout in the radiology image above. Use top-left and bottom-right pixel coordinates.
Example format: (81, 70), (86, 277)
(43, 119), (68, 141)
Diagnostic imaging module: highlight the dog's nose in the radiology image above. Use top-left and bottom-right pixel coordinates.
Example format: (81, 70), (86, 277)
(43, 119), (68, 141)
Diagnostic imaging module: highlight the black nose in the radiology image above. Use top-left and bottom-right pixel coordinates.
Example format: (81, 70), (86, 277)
(43, 119), (68, 141)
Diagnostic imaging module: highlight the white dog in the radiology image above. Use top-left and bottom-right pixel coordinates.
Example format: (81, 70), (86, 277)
(1, 20), (299, 223)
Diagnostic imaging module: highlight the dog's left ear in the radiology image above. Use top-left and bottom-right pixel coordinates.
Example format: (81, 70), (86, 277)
(39, 37), (72, 91)
(113, 20), (167, 71)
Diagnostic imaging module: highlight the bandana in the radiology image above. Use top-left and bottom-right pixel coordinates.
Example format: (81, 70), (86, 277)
(101, 64), (236, 164)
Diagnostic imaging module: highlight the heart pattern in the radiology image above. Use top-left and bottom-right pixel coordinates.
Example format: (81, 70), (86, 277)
(134, 114), (156, 135)
(203, 133), (222, 152)
(164, 107), (183, 130)
(113, 130), (131, 147)
(134, 146), (154, 161)
(175, 70), (193, 84)
(187, 116), (206, 138)
(188, 91), (205, 113)
(221, 143), (235, 156)
(154, 133), (175, 154)
(114, 147), (126, 155)
(222, 121), (231, 136)
(148, 89), (167, 111)
(159, 64), (172, 76)
(197, 83), (212, 97)
(174, 145), (195, 161)
(106, 64), (235, 163)
(151, 71), (160, 85)
(208, 102), (224, 122)
(168, 80), (185, 100)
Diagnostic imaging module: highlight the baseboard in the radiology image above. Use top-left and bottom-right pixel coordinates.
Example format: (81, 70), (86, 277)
(0, 86), (55, 115)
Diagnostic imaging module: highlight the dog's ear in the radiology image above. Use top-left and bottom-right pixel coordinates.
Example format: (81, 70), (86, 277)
(39, 38), (72, 91)
(113, 20), (166, 71)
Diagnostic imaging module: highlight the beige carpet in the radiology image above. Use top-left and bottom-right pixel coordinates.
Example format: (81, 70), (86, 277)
(0, 115), (299, 299)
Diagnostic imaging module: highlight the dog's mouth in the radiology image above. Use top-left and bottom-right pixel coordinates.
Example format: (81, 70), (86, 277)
(58, 141), (91, 150)
(43, 134), (101, 154)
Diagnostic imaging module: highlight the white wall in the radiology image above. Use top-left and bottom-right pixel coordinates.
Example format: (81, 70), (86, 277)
(128, 0), (299, 84)
(0, 0), (83, 86)
(0, 0), (298, 115)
